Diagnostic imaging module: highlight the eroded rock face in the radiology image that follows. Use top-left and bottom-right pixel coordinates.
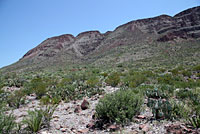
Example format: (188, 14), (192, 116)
(158, 6), (200, 41)
(22, 34), (75, 59)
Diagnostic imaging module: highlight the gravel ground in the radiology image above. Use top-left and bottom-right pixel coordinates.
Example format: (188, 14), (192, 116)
(8, 86), (195, 134)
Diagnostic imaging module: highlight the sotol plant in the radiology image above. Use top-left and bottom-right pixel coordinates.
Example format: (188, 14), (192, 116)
(23, 104), (57, 133)
(0, 113), (16, 134)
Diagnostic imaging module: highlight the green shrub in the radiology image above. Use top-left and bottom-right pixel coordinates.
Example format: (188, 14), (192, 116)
(181, 70), (192, 77)
(123, 72), (146, 88)
(0, 89), (10, 103)
(105, 72), (120, 87)
(51, 96), (61, 105)
(40, 95), (61, 105)
(96, 89), (143, 125)
(100, 72), (108, 78)
(169, 100), (189, 120)
(158, 74), (174, 85)
(159, 85), (175, 98)
(7, 90), (26, 108)
(29, 78), (47, 99)
(176, 89), (193, 100)
(176, 88), (200, 128)
(86, 76), (100, 88)
(40, 95), (51, 105)
(193, 65), (200, 71)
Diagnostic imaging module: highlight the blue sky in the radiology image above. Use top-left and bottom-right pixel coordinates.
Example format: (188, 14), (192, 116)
(0, 0), (199, 68)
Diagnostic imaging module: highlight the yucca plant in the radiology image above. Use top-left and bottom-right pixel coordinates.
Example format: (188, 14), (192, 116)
(0, 111), (16, 134)
(23, 104), (57, 133)
(42, 105), (57, 129)
(23, 109), (43, 133)
(188, 114), (200, 128)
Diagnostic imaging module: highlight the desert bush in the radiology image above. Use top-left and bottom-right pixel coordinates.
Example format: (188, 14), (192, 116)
(86, 76), (100, 88)
(50, 96), (61, 105)
(7, 90), (26, 108)
(40, 95), (61, 105)
(176, 88), (200, 128)
(123, 72), (146, 88)
(169, 100), (189, 120)
(181, 70), (192, 77)
(105, 72), (120, 87)
(193, 65), (200, 71)
(59, 77), (73, 85)
(3, 74), (26, 88)
(176, 89), (193, 101)
(157, 74), (174, 85)
(170, 68), (179, 75)
(96, 89), (143, 125)
(159, 84), (175, 98)
(0, 80), (3, 90)
(0, 89), (10, 103)
(40, 95), (51, 105)
(28, 78), (47, 99)
(100, 72), (108, 78)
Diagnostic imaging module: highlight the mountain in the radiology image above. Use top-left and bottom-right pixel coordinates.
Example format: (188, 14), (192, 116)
(1, 6), (200, 72)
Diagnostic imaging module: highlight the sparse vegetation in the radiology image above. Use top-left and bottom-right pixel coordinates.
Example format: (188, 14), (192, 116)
(105, 72), (120, 87)
(0, 55), (200, 133)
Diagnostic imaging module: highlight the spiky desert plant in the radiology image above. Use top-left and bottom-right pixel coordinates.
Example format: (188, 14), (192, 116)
(23, 104), (57, 133)
(0, 111), (16, 134)
(23, 109), (43, 133)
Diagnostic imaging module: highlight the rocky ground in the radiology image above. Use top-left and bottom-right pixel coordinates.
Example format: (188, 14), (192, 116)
(6, 86), (200, 134)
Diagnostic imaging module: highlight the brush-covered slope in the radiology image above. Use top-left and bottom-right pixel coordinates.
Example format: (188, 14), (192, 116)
(2, 6), (200, 72)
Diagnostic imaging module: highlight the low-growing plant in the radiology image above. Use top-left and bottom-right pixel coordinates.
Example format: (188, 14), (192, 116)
(0, 111), (17, 134)
(42, 105), (57, 129)
(157, 74), (174, 85)
(40, 95), (61, 105)
(181, 70), (192, 77)
(105, 72), (120, 87)
(187, 113), (200, 128)
(40, 95), (51, 105)
(23, 109), (43, 133)
(146, 88), (172, 119)
(123, 72), (147, 88)
(28, 78), (47, 99)
(96, 89), (143, 125)
(23, 105), (57, 133)
(86, 76), (100, 88)
(7, 90), (26, 108)
(193, 65), (200, 72)
(0, 89), (10, 103)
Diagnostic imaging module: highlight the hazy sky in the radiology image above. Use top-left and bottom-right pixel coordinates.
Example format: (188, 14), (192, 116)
(0, 0), (199, 68)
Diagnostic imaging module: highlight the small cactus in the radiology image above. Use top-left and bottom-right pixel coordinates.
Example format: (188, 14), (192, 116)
(146, 88), (173, 119)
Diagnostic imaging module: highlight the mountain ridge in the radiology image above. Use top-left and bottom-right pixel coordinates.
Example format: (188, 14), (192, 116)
(2, 6), (200, 72)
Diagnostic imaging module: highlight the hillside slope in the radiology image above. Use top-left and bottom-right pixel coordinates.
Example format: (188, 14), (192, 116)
(1, 6), (200, 72)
